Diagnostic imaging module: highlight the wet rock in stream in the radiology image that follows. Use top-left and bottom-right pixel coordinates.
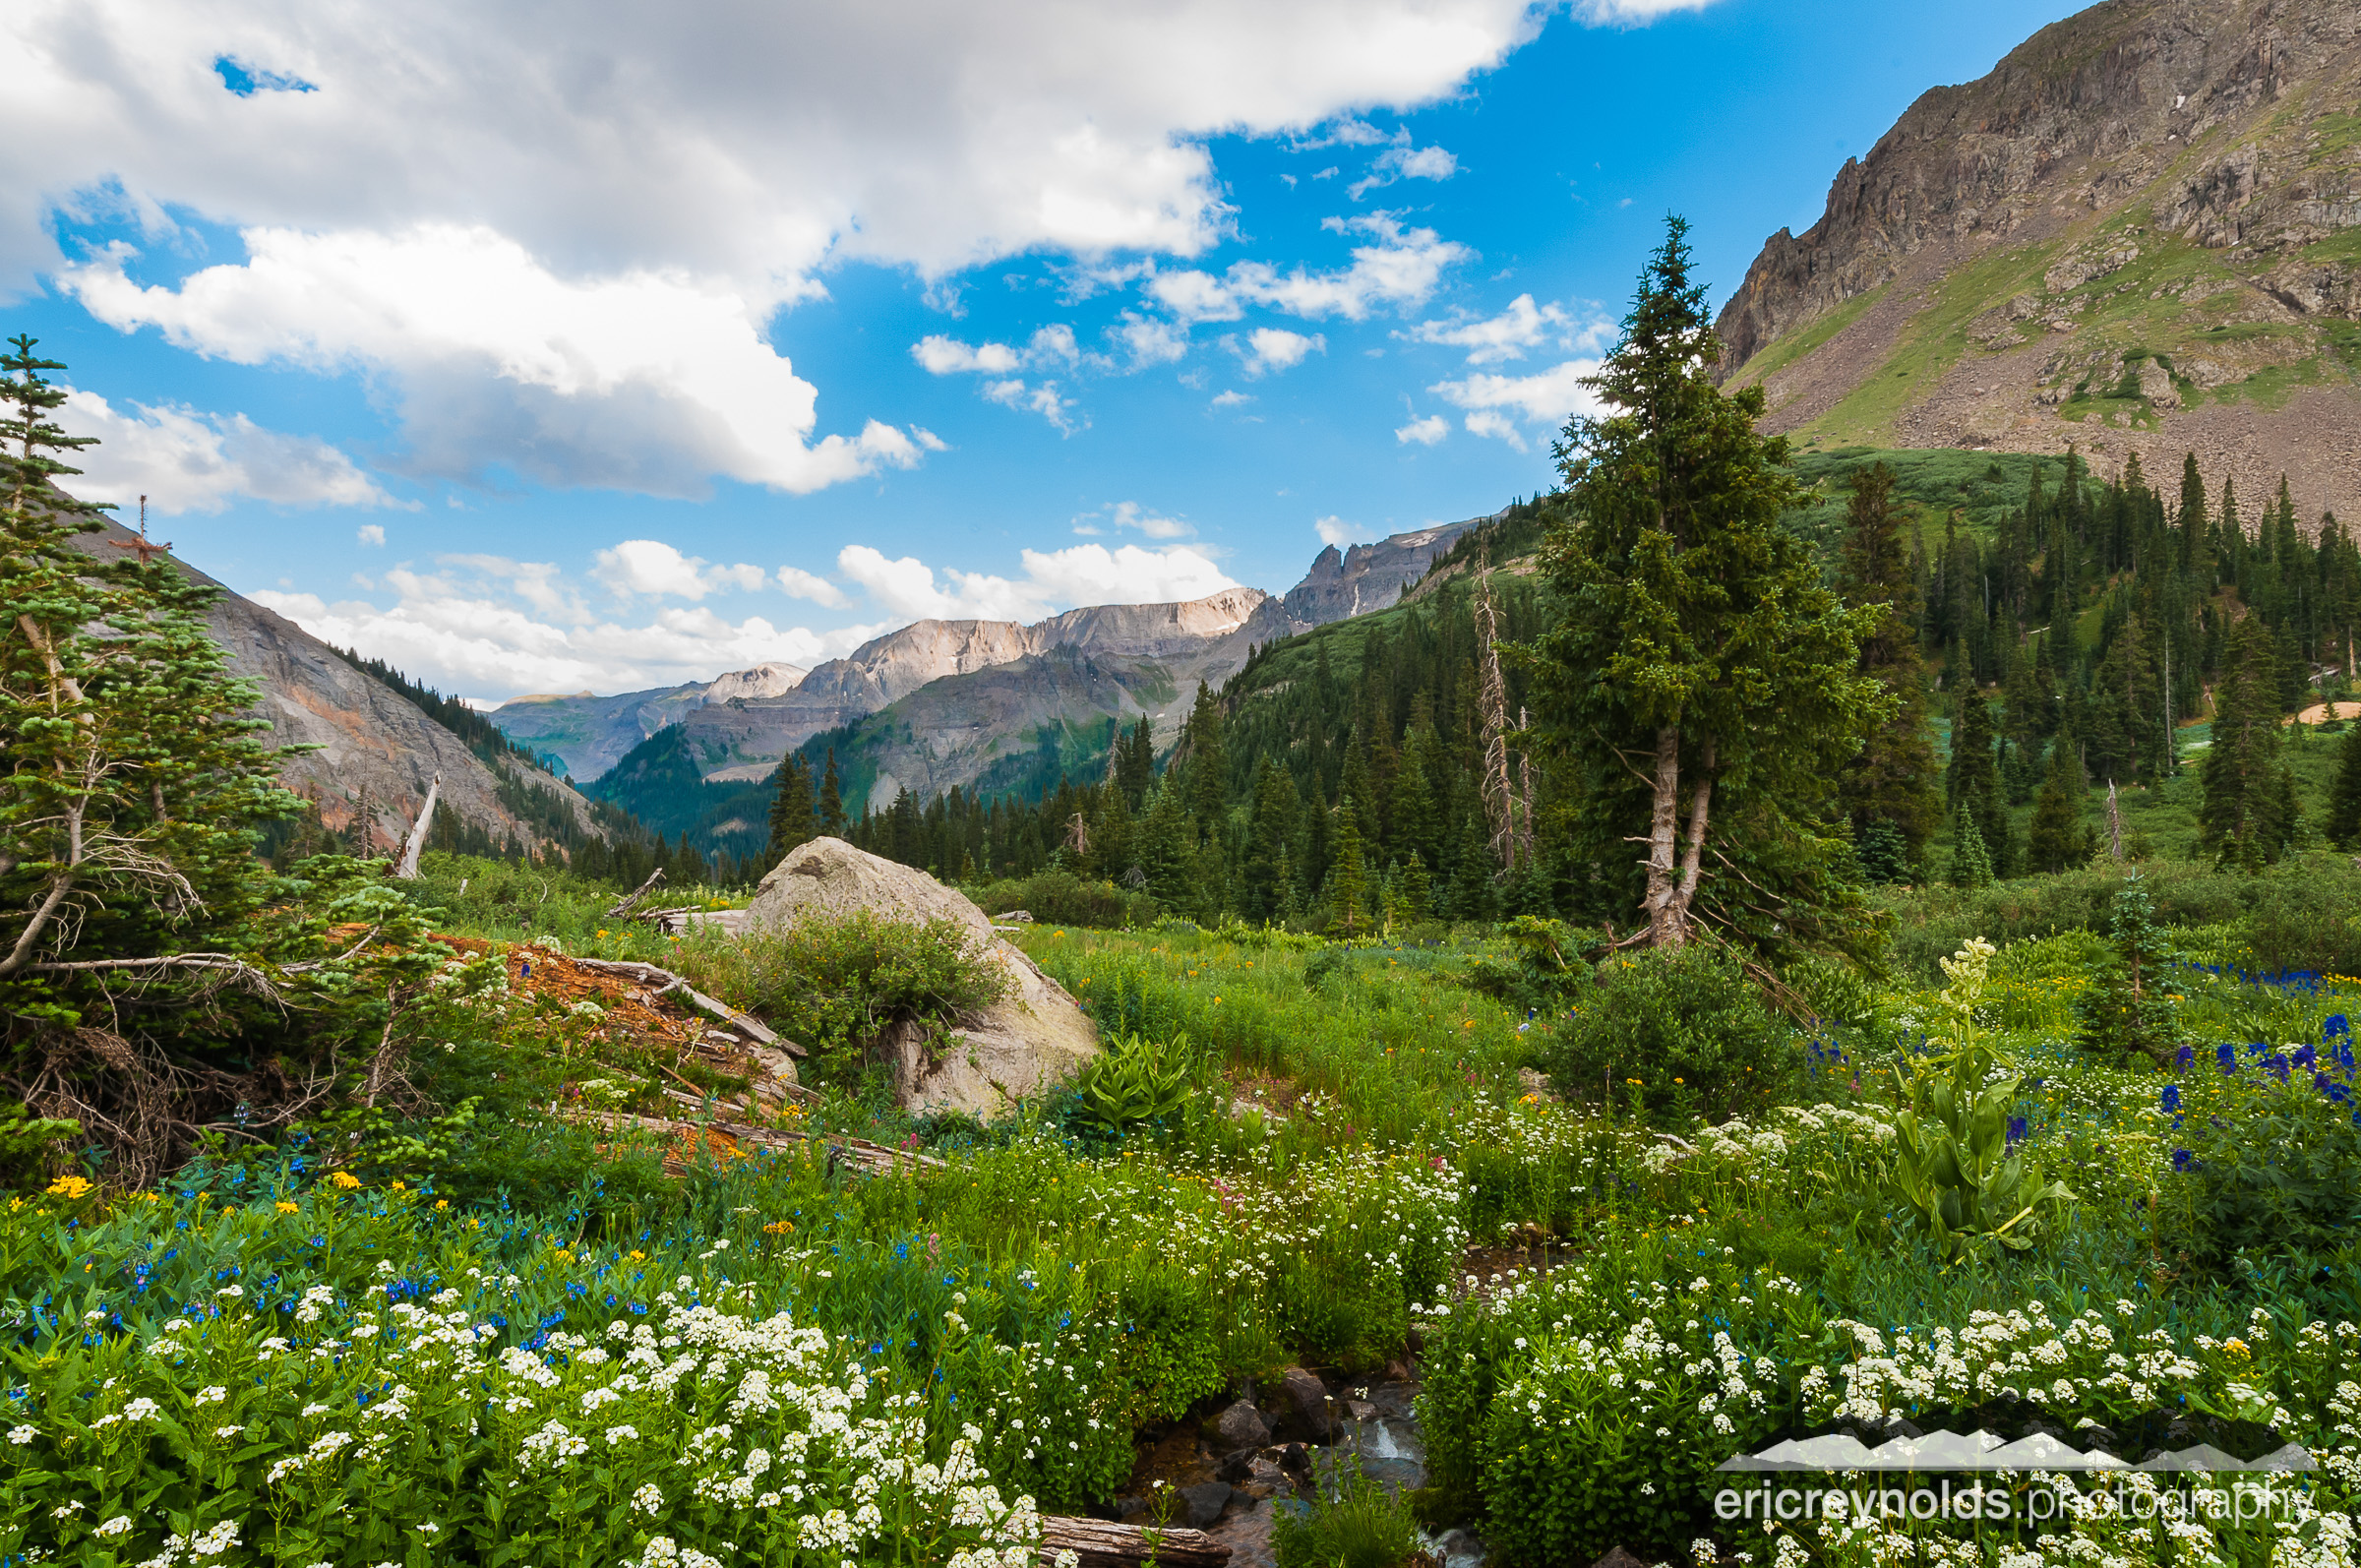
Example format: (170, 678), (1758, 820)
(1115, 1366), (1486, 1567)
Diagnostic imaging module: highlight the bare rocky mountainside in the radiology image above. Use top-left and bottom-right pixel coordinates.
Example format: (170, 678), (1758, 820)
(1716, 0), (2361, 516)
(493, 516), (1482, 806)
(77, 517), (600, 856)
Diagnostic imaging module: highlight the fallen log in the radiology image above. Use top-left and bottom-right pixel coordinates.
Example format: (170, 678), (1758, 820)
(595, 1107), (946, 1176)
(569, 957), (802, 1056)
(1036, 1516), (1230, 1567)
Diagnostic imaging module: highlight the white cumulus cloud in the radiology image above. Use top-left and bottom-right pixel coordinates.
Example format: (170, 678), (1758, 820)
(63, 227), (924, 498)
(1429, 358), (1604, 442)
(837, 541), (1236, 622)
(1350, 138), (1460, 198)
(776, 566), (851, 608)
(1406, 294), (1597, 364)
(913, 335), (1024, 375)
(592, 539), (770, 600)
(1577, 0), (1721, 23)
(1235, 328), (1325, 378)
(1395, 413), (1449, 446)
(1314, 515), (1375, 547)
(917, 325), (1097, 430)
(4, 0), (1563, 496)
(1146, 213), (1471, 326)
(248, 554), (847, 703)
(1462, 409), (1527, 450)
(51, 388), (393, 513)
(357, 523), (386, 545)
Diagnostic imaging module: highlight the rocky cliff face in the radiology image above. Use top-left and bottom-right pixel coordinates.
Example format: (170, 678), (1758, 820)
(77, 518), (598, 855)
(1716, 0), (2361, 519)
(493, 661), (808, 782)
(1279, 517), (1489, 626)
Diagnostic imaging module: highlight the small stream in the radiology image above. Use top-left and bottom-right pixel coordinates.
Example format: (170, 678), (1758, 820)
(1108, 1371), (1490, 1568)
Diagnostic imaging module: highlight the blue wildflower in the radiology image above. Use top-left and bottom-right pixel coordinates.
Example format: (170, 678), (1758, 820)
(2172, 1149), (2193, 1173)
(2161, 1085), (2182, 1114)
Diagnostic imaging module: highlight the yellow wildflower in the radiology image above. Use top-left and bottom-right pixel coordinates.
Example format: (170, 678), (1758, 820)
(275, 1201), (300, 1215)
(328, 1171), (361, 1190)
(44, 1175), (92, 1200)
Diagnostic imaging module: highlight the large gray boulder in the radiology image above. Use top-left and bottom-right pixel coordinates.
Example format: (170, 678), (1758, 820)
(743, 837), (1098, 1116)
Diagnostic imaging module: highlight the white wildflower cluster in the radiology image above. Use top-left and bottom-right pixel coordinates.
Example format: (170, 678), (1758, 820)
(19, 1293), (1047, 1568)
(1815, 1301), (2211, 1425)
(1451, 1092), (1896, 1213)
(1788, 1468), (2361, 1568)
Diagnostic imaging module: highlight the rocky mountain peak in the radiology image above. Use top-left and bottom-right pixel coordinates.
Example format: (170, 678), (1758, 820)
(1715, 0), (2361, 519)
(1279, 516), (1491, 626)
(703, 662), (808, 702)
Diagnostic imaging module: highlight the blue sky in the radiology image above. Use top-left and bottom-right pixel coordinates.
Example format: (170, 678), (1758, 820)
(4, 0), (2082, 702)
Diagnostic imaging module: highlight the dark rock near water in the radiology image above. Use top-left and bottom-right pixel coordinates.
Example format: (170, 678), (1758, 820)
(1211, 1399), (1273, 1450)
(1178, 1480), (1234, 1529)
(1274, 1366), (1336, 1442)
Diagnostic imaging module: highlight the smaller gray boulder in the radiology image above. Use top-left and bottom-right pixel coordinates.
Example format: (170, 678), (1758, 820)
(1210, 1399), (1272, 1450)
(1178, 1481), (1234, 1529)
(1274, 1366), (1336, 1443)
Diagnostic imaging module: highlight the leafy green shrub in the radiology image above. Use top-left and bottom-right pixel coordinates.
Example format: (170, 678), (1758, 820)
(1538, 941), (1798, 1122)
(674, 911), (1006, 1083)
(1877, 855), (2361, 981)
(1273, 1453), (1424, 1568)
(1420, 1260), (1800, 1564)
(968, 868), (1151, 929)
(1462, 915), (1599, 1018)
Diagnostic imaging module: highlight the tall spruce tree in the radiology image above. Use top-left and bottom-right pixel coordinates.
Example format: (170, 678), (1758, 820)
(1946, 693), (2013, 876)
(1326, 799), (1369, 935)
(0, 337), (302, 981)
(2026, 734), (2093, 874)
(817, 748), (847, 836)
(2327, 723), (2361, 851)
(763, 754), (815, 866)
(1528, 216), (1887, 949)
(2201, 615), (2298, 867)
(1836, 461), (1942, 868)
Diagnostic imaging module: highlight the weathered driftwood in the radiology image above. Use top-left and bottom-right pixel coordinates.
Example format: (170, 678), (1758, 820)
(657, 908), (750, 937)
(569, 956), (802, 1056)
(596, 1107), (946, 1176)
(604, 867), (666, 918)
(1036, 1516), (1231, 1567)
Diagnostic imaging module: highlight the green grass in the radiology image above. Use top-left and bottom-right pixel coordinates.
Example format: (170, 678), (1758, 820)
(1783, 446), (2077, 549)
(1794, 238), (2062, 444)
(1730, 280), (1890, 387)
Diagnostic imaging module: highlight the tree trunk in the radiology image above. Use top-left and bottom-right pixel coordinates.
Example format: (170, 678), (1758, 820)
(394, 772), (440, 879)
(1672, 737), (1716, 929)
(1641, 724), (1684, 945)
